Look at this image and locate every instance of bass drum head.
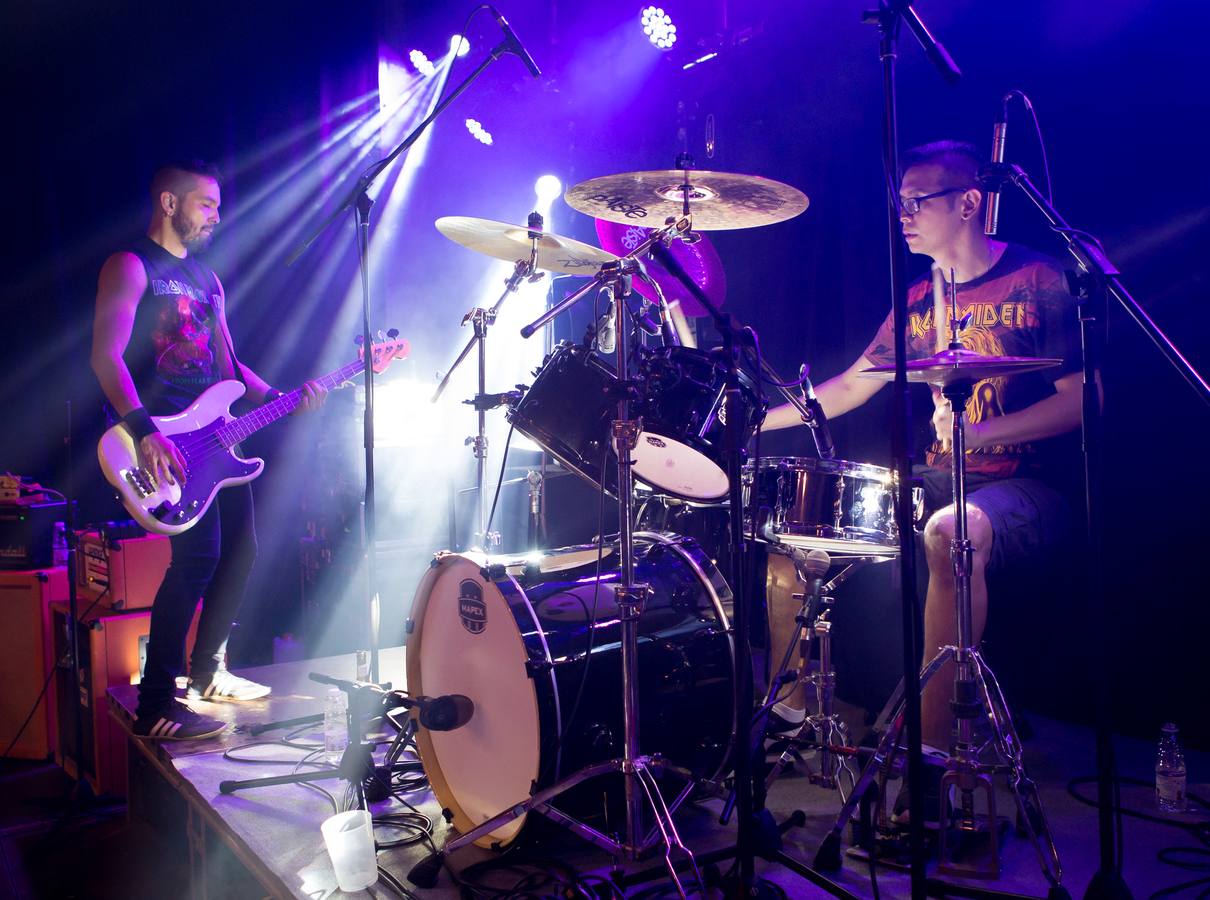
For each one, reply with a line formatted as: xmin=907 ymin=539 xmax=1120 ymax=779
xmin=405 ymin=553 xmax=541 ymax=847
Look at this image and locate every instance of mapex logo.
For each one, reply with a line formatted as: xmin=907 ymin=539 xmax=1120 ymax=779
xmin=458 ymin=579 xmax=487 ymax=635
xmin=645 ymin=435 xmax=667 ymax=448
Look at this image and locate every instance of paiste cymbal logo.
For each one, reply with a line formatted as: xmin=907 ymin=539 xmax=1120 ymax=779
xmin=458 ymin=579 xmax=487 ymax=635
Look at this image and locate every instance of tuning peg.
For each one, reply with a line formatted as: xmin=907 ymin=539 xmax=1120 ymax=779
xmin=387 ymin=328 xmax=399 ymax=339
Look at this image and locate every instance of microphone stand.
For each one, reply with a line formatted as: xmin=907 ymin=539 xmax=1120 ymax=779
xmin=980 ymin=162 xmax=1209 ymax=900
xmin=432 ymin=215 xmax=544 ymax=550
xmin=283 ymin=38 xmax=524 ymax=682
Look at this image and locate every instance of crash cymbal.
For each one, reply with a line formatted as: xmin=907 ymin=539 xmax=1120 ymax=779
xmin=565 ymin=170 xmax=808 ymax=231
xmin=594 ymin=219 xmax=725 ymax=317
xmin=859 ymin=348 xmax=1062 ymax=386
xmin=435 ymin=216 xmax=617 ymax=275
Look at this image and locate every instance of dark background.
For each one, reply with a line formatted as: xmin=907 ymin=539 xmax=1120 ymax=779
xmin=3 ymin=1 xmax=1208 ymax=746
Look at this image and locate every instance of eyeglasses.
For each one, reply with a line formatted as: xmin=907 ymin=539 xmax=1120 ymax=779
xmin=899 ymin=187 xmax=966 ymax=216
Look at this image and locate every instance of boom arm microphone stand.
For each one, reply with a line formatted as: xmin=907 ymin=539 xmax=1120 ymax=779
xmin=283 ymin=38 xmax=527 ymax=683
xmin=432 ymin=213 xmax=545 ymax=550
xmin=981 ymin=160 xmax=1210 ymax=900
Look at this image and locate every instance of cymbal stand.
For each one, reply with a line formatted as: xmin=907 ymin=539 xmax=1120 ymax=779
xmin=414 ymin=222 xmax=706 ymax=898
xmin=433 ymin=212 xmax=545 ymax=550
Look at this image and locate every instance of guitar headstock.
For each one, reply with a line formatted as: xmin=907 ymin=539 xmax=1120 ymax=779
xmin=358 ymin=331 xmax=411 ymax=374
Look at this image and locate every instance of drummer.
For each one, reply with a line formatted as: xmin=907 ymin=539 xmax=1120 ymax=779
xmin=762 ymin=140 xmax=1083 ymax=760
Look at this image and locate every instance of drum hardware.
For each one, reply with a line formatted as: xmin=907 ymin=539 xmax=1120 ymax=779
xmin=816 ymin=290 xmax=1065 ymax=891
xmin=419 ymin=229 xmax=713 ymax=896
xmin=432 ymin=212 xmax=548 ymax=550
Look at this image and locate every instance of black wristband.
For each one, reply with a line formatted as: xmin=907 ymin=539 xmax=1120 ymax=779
xmin=123 ymin=407 xmax=159 ymax=440
xmin=265 ymin=388 xmax=285 ymax=403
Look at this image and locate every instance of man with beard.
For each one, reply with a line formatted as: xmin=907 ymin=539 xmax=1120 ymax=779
xmin=91 ymin=160 xmax=325 ymax=740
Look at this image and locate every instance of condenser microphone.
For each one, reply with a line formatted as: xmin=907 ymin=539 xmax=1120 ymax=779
xmin=984 ymin=99 xmax=1009 ymax=235
xmin=491 ymin=8 xmax=541 ymax=78
xmin=596 ymin=293 xmax=616 ymax=354
xmin=799 ymin=368 xmax=836 ymax=461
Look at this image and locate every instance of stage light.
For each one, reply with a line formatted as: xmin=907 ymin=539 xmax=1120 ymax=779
xmin=409 ymin=49 xmax=436 ymax=77
xmin=534 ymin=174 xmax=562 ymax=205
xmin=640 ymin=6 xmax=677 ymax=50
xmin=450 ymin=34 xmax=470 ymax=57
xmin=465 ymin=118 xmax=493 ymax=145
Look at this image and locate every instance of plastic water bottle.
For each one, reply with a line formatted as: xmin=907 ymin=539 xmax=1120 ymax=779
xmin=324 ymin=687 xmax=348 ymax=766
xmin=1156 ymin=722 xmax=1187 ymax=813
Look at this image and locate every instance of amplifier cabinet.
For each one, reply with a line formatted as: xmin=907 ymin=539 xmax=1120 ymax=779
xmin=77 ymin=530 xmax=170 ymax=610
xmin=0 ymin=567 xmax=65 ymax=759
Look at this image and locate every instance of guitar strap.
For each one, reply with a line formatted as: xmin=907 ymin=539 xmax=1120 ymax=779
xmin=210 ymin=269 xmax=243 ymax=384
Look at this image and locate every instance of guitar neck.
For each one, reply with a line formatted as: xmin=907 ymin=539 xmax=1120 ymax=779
xmin=217 ymin=360 xmax=364 ymax=447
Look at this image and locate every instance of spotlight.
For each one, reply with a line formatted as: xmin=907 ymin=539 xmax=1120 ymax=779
xmin=534 ymin=175 xmax=562 ymax=205
xmin=409 ymin=49 xmax=436 ymax=77
xmin=449 ymin=34 xmax=470 ymax=57
xmin=465 ymin=118 xmax=493 ymax=146
xmin=640 ymin=6 xmax=677 ymax=50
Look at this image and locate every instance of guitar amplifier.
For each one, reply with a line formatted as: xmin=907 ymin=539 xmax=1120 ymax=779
xmin=0 ymin=500 xmax=65 ymax=570
xmin=77 ymin=529 xmax=171 ymax=610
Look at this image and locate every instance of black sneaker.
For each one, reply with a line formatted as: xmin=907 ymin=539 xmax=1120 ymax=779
xmin=134 ymin=704 xmax=228 ymax=741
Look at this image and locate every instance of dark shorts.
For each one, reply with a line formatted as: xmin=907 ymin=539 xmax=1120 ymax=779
xmin=916 ymin=467 xmax=1073 ymax=575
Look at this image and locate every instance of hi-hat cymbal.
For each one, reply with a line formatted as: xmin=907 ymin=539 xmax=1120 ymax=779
xmin=435 ymin=216 xmax=617 ymax=275
xmin=859 ymin=348 xmax=1062 ymax=386
xmin=565 ymin=170 xmax=809 ymax=230
xmin=594 ymin=219 xmax=725 ymax=317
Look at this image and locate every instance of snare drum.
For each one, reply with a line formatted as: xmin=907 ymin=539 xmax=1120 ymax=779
xmin=507 ymin=343 xmax=765 ymax=502
xmin=405 ymin=533 xmax=735 ymax=847
xmin=746 ymin=457 xmax=900 ymax=553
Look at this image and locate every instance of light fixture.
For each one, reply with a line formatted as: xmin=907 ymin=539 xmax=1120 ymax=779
xmin=640 ymin=6 xmax=677 ymax=51
xmin=449 ymin=34 xmax=470 ymax=58
xmin=409 ymin=49 xmax=436 ymax=77
xmin=465 ymin=118 xmax=493 ymax=146
xmin=534 ymin=174 xmax=562 ymax=205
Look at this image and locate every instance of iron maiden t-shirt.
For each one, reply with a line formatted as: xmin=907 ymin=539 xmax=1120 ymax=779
xmin=863 ymin=243 xmax=1081 ymax=479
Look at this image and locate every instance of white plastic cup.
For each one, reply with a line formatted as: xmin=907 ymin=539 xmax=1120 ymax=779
xmin=320 ymin=809 xmax=378 ymax=892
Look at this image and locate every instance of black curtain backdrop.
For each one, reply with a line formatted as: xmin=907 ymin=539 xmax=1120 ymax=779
xmin=4 ymin=0 xmax=1207 ymax=745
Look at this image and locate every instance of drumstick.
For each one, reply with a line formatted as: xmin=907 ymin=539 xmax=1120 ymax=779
xmin=931 ymin=263 xmax=947 ymax=353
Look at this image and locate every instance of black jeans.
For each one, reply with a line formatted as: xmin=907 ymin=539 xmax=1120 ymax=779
xmin=136 ymin=483 xmax=257 ymax=717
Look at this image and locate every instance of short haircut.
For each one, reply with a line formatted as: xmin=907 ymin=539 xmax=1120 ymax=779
xmin=901 ymin=140 xmax=981 ymax=187
xmin=149 ymin=159 xmax=222 ymax=205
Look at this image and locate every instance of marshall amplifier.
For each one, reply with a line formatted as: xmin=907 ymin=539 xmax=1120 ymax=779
xmin=0 ymin=500 xmax=65 ymax=570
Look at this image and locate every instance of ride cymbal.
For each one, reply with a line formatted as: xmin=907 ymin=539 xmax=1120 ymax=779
xmin=565 ymin=170 xmax=808 ymax=230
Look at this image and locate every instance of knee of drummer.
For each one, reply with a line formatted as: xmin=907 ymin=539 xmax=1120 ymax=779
xmin=765 ymin=552 xmax=800 ymax=618
xmin=923 ymin=505 xmax=993 ymax=568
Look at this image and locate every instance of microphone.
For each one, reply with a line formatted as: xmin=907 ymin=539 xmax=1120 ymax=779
xmin=491 ymin=8 xmax=541 ymax=78
xmin=389 ymin=692 xmax=476 ymax=732
xmin=801 ymin=548 xmax=831 ymax=601
xmin=596 ymin=292 xmax=616 ymax=354
xmin=467 ymin=389 xmax=525 ymax=411
xmin=984 ymin=98 xmax=1009 ymax=236
xmin=798 ymin=367 xmax=836 ymax=461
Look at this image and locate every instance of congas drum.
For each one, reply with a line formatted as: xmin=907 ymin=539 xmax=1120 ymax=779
xmin=405 ymin=532 xmax=735 ymax=847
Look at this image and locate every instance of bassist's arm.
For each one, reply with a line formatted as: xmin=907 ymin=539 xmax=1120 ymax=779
xmin=91 ymin=252 xmax=187 ymax=486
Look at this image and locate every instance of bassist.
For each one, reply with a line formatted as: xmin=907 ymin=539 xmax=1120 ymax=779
xmin=90 ymin=159 xmax=325 ymax=740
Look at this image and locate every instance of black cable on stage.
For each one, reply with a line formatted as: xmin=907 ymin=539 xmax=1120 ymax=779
xmin=1068 ymin=775 xmax=1210 ymax=899
xmin=484 ymin=422 xmax=515 ymax=539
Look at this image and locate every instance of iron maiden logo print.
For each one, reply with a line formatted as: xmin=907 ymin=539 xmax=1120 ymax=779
xmin=458 ymin=579 xmax=487 ymax=635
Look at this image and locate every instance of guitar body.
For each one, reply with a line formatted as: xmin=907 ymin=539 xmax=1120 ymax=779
xmin=98 ymin=380 xmax=264 ymax=536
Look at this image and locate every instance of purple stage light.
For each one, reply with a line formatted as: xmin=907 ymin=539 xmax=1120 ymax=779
xmin=465 ymin=118 xmax=493 ymax=146
xmin=409 ymin=49 xmax=436 ymax=77
xmin=641 ymin=6 xmax=677 ymax=51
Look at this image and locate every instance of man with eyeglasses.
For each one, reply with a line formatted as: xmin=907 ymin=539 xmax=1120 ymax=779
xmin=761 ymin=141 xmax=1082 ymax=810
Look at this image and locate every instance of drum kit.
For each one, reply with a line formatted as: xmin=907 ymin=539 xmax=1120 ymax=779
xmin=406 ymin=163 xmax=1064 ymax=892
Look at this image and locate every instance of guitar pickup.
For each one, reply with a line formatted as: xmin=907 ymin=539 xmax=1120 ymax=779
xmin=124 ymin=468 xmax=155 ymax=498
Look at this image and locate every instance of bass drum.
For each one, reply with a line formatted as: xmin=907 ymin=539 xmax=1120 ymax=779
xmin=405 ymin=533 xmax=734 ymax=848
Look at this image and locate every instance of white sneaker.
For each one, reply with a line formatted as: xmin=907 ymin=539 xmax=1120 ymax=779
xmin=187 ymin=668 xmax=271 ymax=701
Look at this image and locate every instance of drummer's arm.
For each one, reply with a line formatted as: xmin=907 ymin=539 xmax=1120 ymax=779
xmin=761 ymin=355 xmax=886 ymax=432
xmin=962 ymin=372 xmax=1083 ymax=451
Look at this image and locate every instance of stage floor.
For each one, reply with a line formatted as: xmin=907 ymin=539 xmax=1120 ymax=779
xmin=105 ymin=649 xmax=1205 ymax=899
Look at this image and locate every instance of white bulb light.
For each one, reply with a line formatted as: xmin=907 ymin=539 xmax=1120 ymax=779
xmin=640 ymin=6 xmax=677 ymax=50
xmin=534 ymin=174 xmax=563 ymax=204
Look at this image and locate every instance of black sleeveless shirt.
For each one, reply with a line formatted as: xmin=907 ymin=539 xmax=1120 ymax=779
xmin=124 ymin=236 xmax=236 ymax=416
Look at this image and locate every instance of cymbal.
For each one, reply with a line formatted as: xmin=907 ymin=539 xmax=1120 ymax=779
xmin=594 ymin=219 xmax=725 ymax=317
xmin=435 ymin=216 xmax=617 ymax=275
xmin=858 ymin=348 xmax=1062 ymax=386
xmin=565 ymin=170 xmax=809 ymax=230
